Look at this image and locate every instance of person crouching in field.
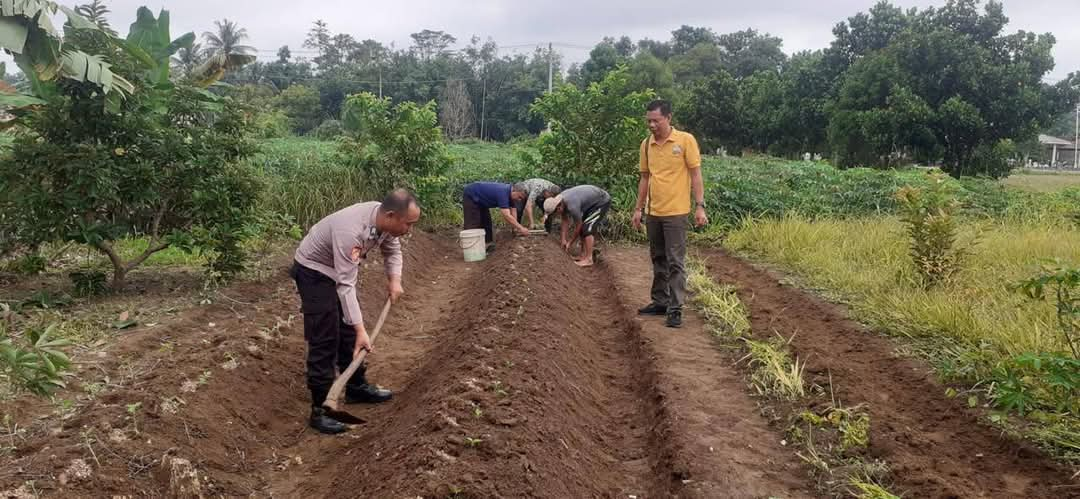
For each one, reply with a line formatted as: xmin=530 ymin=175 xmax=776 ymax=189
xmin=462 ymin=181 xmax=531 ymax=252
xmin=544 ymin=184 xmax=611 ymax=267
xmin=290 ymin=189 xmax=420 ymax=434
xmin=512 ymin=178 xmax=561 ymax=232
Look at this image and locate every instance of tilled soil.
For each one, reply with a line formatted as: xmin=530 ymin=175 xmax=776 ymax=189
xmin=703 ymin=248 xmax=1080 ymax=499
xmin=2 ymin=233 xmax=1075 ymax=498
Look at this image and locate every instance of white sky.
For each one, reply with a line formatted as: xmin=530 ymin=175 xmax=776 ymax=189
xmin=3 ymin=0 xmax=1078 ymax=81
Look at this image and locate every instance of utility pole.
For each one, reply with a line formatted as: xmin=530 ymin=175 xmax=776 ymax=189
xmin=547 ymin=42 xmax=553 ymax=94
xmin=1074 ymin=103 xmax=1078 ymax=169
xmin=480 ymin=74 xmax=486 ymax=141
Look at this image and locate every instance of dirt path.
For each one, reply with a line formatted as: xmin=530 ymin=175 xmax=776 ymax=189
xmin=291 ymin=236 xmax=670 ymax=497
xmin=604 ymin=246 xmax=817 ymax=499
xmin=703 ymin=249 xmax=1079 ymax=499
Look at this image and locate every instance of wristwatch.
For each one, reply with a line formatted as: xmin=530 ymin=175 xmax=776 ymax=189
xmin=696 ymin=201 xmax=706 ymax=209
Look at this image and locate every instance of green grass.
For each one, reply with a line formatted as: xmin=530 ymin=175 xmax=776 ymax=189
xmin=725 ymin=214 xmax=1080 ymax=458
xmin=245 ymin=138 xmax=365 ymax=229
xmin=726 ymin=216 xmax=1080 ymax=366
xmin=113 ymin=238 xmax=204 ymax=267
xmin=1003 ymin=170 xmax=1080 ymax=193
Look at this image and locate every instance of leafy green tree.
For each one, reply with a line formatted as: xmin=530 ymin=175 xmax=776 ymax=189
xmin=531 ymin=67 xmax=655 ymax=186
xmin=338 ymin=92 xmax=450 ymax=201
xmin=682 ymin=69 xmax=742 ymax=152
xmin=276 ymin=84 xmax=324 ymax=134
xmin=0 ymin=7 xmax=261 ymax=288
xmin=669 ymin=42 xmax=723 ymax=85
xmin=669 ymin=25 xmax=717 ymax=56
xmin=574 ymin=38 xmax=626 ymax=88
xmin=627 ymin=51 xmax=674 ymax=98
xmin=717 ymin=28 xmax=786 ymax=78
xmin=410 ymin=29 xmax=456 ymax=61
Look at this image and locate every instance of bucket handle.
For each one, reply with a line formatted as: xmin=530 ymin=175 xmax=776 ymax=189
xmin=459 ymin=236 xmax=484 ymax=250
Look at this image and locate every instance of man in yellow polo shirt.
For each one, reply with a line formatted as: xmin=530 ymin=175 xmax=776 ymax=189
xmin=631 ymin=99 xmax=708 ymax=328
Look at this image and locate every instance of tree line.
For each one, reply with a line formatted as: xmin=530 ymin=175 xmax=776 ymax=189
xmin=5 ymin=0 xmax=1080 ymax=177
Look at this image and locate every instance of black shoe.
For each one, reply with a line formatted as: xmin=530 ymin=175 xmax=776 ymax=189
xmin=592 ymin=249 xmax=602 ymax=264
xmin=485 ymin=243 xmax=496 ymax=254
xmin=638 ymin=303 xmax=667 ymax=316
xmin=309 ymin=406 xmax=347 ymax=434
xmin=346 ymin=384 xmax=393 ymax=404
xmin=665 ymin=309 xmax=683 ymax=328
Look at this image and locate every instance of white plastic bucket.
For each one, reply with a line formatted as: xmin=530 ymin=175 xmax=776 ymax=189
xmin=459 ymin=229 xmax=487 ymax=262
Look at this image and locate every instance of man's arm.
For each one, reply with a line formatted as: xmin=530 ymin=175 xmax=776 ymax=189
xmin=687 ymin=136 xmax=707 ymax=227
xmin=499 ymin=208 xmax=530 ymax=236
xmin=632 ymin=172 xmax=650 ymax=230
xmin=525 ymin=202 xmax=536 ymax=228
xmin=560 ymin=212 xmax=570 ymax=248
xmin=380 ymin=236 xmax=404 ymax=302
xmin=568 ymin=220 xmax=583 ymax=246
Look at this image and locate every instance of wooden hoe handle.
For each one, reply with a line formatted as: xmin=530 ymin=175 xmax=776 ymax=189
xmin=323 ymin=298 xmax=392 ymax=411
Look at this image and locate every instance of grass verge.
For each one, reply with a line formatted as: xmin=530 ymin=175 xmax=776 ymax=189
xmin=724 ymin=214 xmax=1080 ymax=461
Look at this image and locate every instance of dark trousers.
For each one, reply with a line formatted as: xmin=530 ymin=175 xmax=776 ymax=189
xmin=463 ymin=195 xmax=494 ymax=244
xmin=290 ymin=262 xmax=368 ymax=406
xmin=646 ymin=215 xmax=688 ymax=311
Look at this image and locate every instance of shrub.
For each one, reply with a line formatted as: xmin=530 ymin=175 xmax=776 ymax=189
xmin=1 ymin=88 xmax=262 ymax=288
xmin=894 ymin=173 xmax=966 ymax=286
xmin=339 ymin=92 xmax=450 ymax=202
xmin=530 ymin=67 xmax=654 ymax=187
xmin=312 ymin=119 xmax=344 ymax=140
xmin=252 ymin=110 xmax=291 ymax=139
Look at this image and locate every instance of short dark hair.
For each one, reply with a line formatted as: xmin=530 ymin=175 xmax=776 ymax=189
xmin=512 ymin=182 xmax=527 ymax=193
xmin=381 ymin=188 xmax=418 ymax=213
xmin=646 ymin=99 xmax=672 ymax=117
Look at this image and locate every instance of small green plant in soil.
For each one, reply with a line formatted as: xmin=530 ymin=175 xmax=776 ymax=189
xmin=69 ymin=270 xmax=108 ymax=297
xmin=463 ymin=436 xmax=483 ymax=448
xmin=895 ymin=173 xmax=967 ymax=287
xmin=0 ymin=323 xmax=72 ymax=396
xmin=126 ymin=402 xmax=143 ymax=434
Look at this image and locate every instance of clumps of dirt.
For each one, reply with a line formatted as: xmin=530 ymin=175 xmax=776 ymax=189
xmin=316 ymin=237 xmax=672 ymax=498
xmin=0 ymin=231 xmax=450 ymax=497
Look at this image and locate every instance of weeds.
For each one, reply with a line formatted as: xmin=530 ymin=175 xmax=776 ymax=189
xmin=742 ymin=335 xmax=806 ymax=401
xmin=69 ymin=270 xmax=108 ymax=297
xmin=688 ymin=259 xmax=750 ymax=338
xmin=1015 ymin=263 xmax=1080 ymax=358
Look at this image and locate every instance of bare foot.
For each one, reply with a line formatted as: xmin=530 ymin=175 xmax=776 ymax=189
xmin=574 ymin=259 xmax=594 ymax=267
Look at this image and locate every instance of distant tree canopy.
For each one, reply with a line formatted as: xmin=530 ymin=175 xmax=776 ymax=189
xmin=168 ymin=0 xmax=1080 ymax=176
xmin=560 ymin=0 xmax=1074 ymax=177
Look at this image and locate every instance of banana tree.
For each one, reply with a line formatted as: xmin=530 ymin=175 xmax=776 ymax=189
xmin=0 ymin=0 xmax=134 ymax=109
xmin=121 ymin=7 xmax=194 ymax=86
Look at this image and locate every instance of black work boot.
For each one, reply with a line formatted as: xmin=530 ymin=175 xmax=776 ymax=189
xmin=309 ymin=406 xmax=347 ymax=434
xmin=665 ymin=309 xmax=683 ymax=328
xmin=638 ymin=303 xmax=667 ymax=316
xmin=346 ymin=383 xmax=393 ymax=404
xmin=344 ymin=364 xmax=393 ymax=404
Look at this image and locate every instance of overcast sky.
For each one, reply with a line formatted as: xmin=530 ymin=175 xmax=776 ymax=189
xmin=3 ymin=0 xmax=1078 ymax=81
